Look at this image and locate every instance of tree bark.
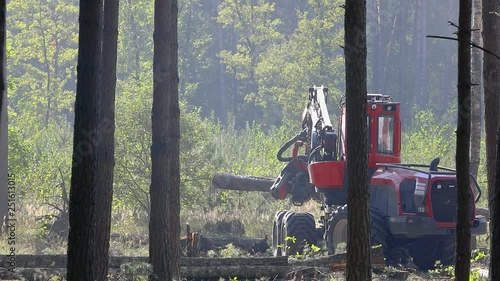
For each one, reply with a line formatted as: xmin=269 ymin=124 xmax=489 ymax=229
xmin=370 ymin=0 xmax=381 ymax=93
xmin=0 ymin=0 xmax=7 ymax=235
xmin=149 ymin=0 xmax=180 ymax=279
xmin=344 ymin=0 xmax=371 ymax=280
xmin=66 ymin=0 xmax=105 ymax=279
xmin=92 ymin=0 xmax=120 ymax=278
xmin=414 ymin=0 xmax=422 ymax=106
xmin=470 ymin=0 xmax=482 ymax=178
xmin=455 ymin=0 xmax=472 ymax=280
xmin=67 ymin=0 xmax=119 ymax=279
xmin=492 ymin=124 xmax=500 ymax=280
xmin=483 ymin=0 xmax=500 ymax=220
xmin=482 ymin=3 xmax=500 ymax=278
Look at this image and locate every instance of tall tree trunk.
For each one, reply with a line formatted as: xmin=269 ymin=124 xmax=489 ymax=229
xmin=381 ymin=14 xmax=397 ymax=95
xmin=370 ymin=0 xmax=381 ymax=93
xmin=485 ymin=2 xmax=500 ymax=278
xmin=398 ymin=1 xmax=407 ymax=125
xmin=414 ymin=0 xmax=428 ymax=107
xmin=455 ymin=0 xmax=472 ymax=280
xmin=92 ymin=0 xmax=119 ymax=278
xmin=345 ymin=0 xmax=370 ymax=280
xmin=218 ymin=22 xmax=227 ymax=125
xmin=414 ymin=0 xmax=422 ymax=107
xmin=149 ymin=0 xmax=180 ymax=279
xmin=421 ymin=0 xmax=428 ymax=105
xmin=66 ymin=0 xmax=116 ymax=279
xmin=482 ymin=0 xmax=500 ymax=249
xmin=37 ymin=0 xmax=51 ymax=127
xmin=127 ymin=0 xmax=140 ymax=81
xmin=492 ymin=124 xmax=500 ymax=280
xmin=470 ymin=0 xmax=482 ymax=178
xmin=0 ymin=0 xmax=6 ymax=235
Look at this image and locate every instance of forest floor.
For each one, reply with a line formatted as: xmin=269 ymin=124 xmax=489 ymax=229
xmin=0 ymin=205 xmax=491 ymax=281
xmin=0 ymin=234 xmax=490 ymax=281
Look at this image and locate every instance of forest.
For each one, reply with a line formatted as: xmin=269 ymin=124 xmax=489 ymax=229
xmin=1 ymin=0 xmax=496 ymax=280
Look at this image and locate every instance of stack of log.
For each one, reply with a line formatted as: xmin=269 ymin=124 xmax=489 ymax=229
xmin=0 ymin=249 xmax=386 ymax=280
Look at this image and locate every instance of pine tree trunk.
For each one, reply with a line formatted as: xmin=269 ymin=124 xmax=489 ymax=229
xmin=482 ymin=0 xmax=500 ymax=233
xmin=470 ymin=0 xmax=482 ymax=178
xmin=66 ymin=0 xmax=105 ymax=279
xmin=67 ymin=0 xmax=118 ymax=279
xmin=482 ymin=4 xmax=500 ymax=279
xmin=455 ymin=1 xmax=472 ymax=280
xmin=0 ymin=0 xmax=7 ymax=234
xmin=492 ymin=124 xmax=500 ymax=280
xmin=344 ymin=0 xmax=371 ymax=280
xmin=92 ymin=0 xmax=119 ymax=277
xmin=414 ymin=1 xmax=422 ymax=106
xmin=421 ymin=0 xmax=428 ymax=104
xmin=370 ymin=0 xmax=381 ymax=93
xmin=149 ymin=0 xmax=181 ymax=280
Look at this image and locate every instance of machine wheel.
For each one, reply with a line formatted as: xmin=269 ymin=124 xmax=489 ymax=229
xmin=272 ymin=211 xmax=288 ymax=257
xmin=326 ymin=208 xmax=348 ymax=255
xmin=410 ymin=236 xmax=455 ymax=270
xmin=410 ymin=238 xmax=441 ymax=270
xmin=281 ymin=212 xmax=317 ymax=256
xmin=439 ymin=237 xmax=456 ymax=265
xmin=385 ymin=239 xmax=411 ymax=266
xmin=326 ymin=207 xmax=391 ymax=256
xmin=370 ymin=208 xmax=391 ymax=251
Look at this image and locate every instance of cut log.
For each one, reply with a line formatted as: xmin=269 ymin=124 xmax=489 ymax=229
xmin=289 ymin=246 xmax=385 ymax=270
xmin=181 ymin=256 xmax=288 ymax=267
xmin=209 ymin=236 xmax=269 ymax=253
xmin=212 ymin=173 xmax=274 ymax=192
xmin=180 ymin=235 xmax=269 ymax=254
xmin=0 ymin=266 xmax=292 ymax=280
xmin=0 ymin=255 xmax=287 ymax=269
xmin=0 ymin=251 xmax=386 ymax=280
xmin=181 ymin=265 xmax=291 ymax=279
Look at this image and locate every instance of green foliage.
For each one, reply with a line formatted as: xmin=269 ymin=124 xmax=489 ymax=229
xmin=115 ymin=262 xmax=152 ymax=281
xmin=401 ymin=109 xmax=455 ymax=167
xmin=428 ymin=250 xmax=489 ymax=281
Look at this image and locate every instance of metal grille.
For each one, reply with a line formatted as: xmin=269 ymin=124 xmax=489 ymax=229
xmin=430 ymin=180 xmax=474 ymax=223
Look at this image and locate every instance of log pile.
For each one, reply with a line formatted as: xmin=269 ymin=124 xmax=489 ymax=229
xmin=0 ymin=248 xmax=386 ymax=280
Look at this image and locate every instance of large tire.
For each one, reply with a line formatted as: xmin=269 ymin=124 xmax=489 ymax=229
xmin=410 ymin=239 xmax=439 ymax=270
xmin=410 ymin=236 xmax=455 ymax=270
xmin=440 ymin=238 xmax=455 ymax=265
xmin=385 ymin=239 xmax=411 ymax=266
xmin=272 ymin=211 xmax=288 ymax=257
xmin=326 ymin=207 xmax=348 ymax=255
xmin=281 ymin=212 xmax=317 ymax=256
xmin=326 ymin=207 xmax=391 ymax=257
xmin=370 ymin=208 xmax=391 ymax=251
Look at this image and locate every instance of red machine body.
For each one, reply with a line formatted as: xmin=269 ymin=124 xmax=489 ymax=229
xmin=270 ymin=86 xmax=487 ymax=270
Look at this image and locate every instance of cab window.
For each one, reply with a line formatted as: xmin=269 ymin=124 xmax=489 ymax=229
xmin=377 ymin=115 xmax=394 ymax=154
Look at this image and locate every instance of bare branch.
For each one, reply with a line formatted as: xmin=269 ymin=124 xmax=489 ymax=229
xmin=448 ymin=21 xmax=459 ymax=29
xmin=426 ymin=35 xmax=500 ymax=60
xmin=57 ymin=166 xmax=69 ymax=211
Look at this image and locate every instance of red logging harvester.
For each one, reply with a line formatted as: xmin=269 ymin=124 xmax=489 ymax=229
xmin=269 ymin=85 xmax=486 ymax=270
